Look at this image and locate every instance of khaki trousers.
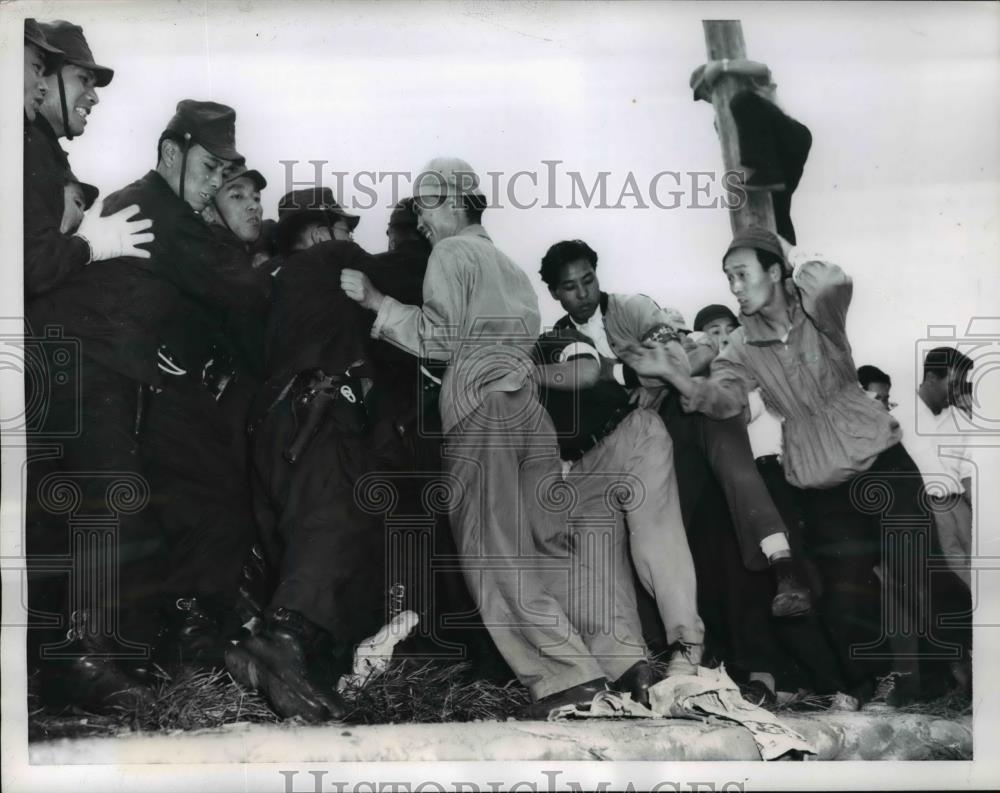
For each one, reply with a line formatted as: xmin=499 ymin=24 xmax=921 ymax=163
xmin=569 ymin=408 xmax=704 ymax=650
xmin=442 ymin=387 xmax=607 ymax=700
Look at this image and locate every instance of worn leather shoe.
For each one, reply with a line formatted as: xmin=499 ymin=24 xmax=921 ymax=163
xmin=611 ymin=660 xmax=658 ymax=708
xmin=226 ymin=606 xmax=347 ymax=723
xmin=771 ymin=559 xmax=813 ymax=618
xmin=520 ymin=678 xmax=609 ymax=720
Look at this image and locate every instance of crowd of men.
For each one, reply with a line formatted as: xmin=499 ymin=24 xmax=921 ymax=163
xmin=22 ymin=19 xmax=975 ymax=723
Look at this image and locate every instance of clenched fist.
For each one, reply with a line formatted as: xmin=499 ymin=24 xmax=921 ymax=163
xmin=341 ymin=268 xmax=385 ymax=312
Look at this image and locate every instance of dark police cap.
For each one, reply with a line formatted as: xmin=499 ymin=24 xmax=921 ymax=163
xmin=39 ymin=20 xmax=113 ymax=87
xmin=162 ymin=99 xmax=244 ymax=163
xmin=25 ymin=19 xmax=64 ymax=74
xmin=693 ymin=303 xmax=739 ymax=332
xmin=275 ymin=187 xmax=359 ymax=252
xmin=223 ymin=165 xmax=267 ymax=191
xmin=277 ymin=187 xmax=359 ymax=227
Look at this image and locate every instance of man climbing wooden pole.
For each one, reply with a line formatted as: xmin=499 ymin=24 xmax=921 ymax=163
xmin=701 ymin=20 xmax=777 ymax=235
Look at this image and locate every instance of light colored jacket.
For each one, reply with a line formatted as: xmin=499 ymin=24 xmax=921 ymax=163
xmin=687 ymin=247 xmax=900 ymax=489
xmin=371 ymin=224 xmax=540 ymax=434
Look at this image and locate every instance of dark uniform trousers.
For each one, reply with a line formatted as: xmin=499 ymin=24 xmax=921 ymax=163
xmin=25 ymin=170 xmax=265 ymax=664
xmin=139 ymin=374 xmax=256 ymax=605
xmin=26 ymin=356 xmax=168 ymax=663
xmin=251 ymin=393 xmax=388 ymax=671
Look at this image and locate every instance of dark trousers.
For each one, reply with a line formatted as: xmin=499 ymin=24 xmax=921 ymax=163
xmin=26 ymin=356 xmax=166 ymax=667
xmin=754 ymin=457 xmax=850 ymax=693
xmin=659 ymin=392 xmax=786 ymax=571
xmin=252 ymin=394 xmax=387 ymax=670
xmin=794 ymin=443 xmax=971 ymax=697
xmin=139 ymin=375 xmax=257 ymax=605
xmin=730 ymin=90 xmax=812 ymax=244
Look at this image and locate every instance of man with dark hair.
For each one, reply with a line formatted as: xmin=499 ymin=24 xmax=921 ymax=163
xmin=340 ymin=158 xmax=623 ymax=719
xmin=539 ymin=240 xmax=812 ymax=622
xmin=535 ymin=240 xmax=705 ymax=703
xmin=894 ymin=348 xmax=975 ymax=591
xmin=26 ymin=99 xmax=262 ymax=712
xmin=858 ymin=364 xmax=893 ymax=411
xmin=620 ymin=226 xmax=969 ymax=708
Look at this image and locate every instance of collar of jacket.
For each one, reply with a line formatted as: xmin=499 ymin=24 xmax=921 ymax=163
xmin=209 ymin=221 xmax=251 ymax=253
xmin=554 ymin=291 xmax=609 ymax=332
xmin=142 ymin=169 xmax=205 ymax=218
xmin=738 ymin=280 xmax=804 ymax=346
xmin=29 ymin=113 xmax=70 ymax=169
xmin=455 ymin=223 xmax=491 ymax=243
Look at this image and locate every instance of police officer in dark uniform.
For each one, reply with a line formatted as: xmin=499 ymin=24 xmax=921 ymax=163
xmin=141 ymin=166 xmax=271 ymax=667
xmin=24 ymin=20 xmax=152 ymax=300
xmin=230 ymin=188 xmax=413 ymax=722
xmin=27 ymin=99 xmax=261 ymax=712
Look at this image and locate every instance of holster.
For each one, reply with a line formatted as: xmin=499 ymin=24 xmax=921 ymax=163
xmin=202 ymin=345 xmax=238 ymax=402
xmin=283 ymin=368 xmax=367 ymax=464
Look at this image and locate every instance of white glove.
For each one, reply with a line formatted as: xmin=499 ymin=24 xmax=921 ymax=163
xmin=75 ymin=199 xmax=154 ymax=262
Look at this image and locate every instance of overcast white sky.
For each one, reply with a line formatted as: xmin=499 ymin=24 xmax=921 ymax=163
xmin=4 ymin=0 xmax=999 ymax=395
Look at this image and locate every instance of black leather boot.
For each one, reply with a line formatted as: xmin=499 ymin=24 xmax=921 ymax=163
xmin=234 ymin=543 xmax=273 ymax=630
xmin=40 ymin=610 xmax=154 ymax=714
xmin=157 ymin=596 xmax=230 ymax=669
xmin=225 ymin=606 xmax=348 ymax=722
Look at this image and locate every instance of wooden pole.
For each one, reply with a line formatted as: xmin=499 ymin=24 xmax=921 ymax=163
xmin=702 ymin=20 xmax=776 ymax=234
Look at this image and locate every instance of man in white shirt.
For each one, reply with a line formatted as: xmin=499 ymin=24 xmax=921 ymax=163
xmin=893 ymin=347 xmax=975 ymax=590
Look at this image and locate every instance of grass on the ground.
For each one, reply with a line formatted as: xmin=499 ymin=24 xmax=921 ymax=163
xmin=27 ymin=659 xmax=972 ymax=743
xmin=28 ymin=659 xmax=530 ymax=740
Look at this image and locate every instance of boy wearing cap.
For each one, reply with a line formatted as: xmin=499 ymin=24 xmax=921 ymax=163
xmin=24 ymin=20 xmax=153 ymax=298
xmin=26 ymin=99 xmax=264 ymax=712
xmin=58 ymin=174 xmax=98 ymax=235
xmin=341 ymin=158 xmax=621 ymax=718
xmin=619 ymin=227 xmax=969 ymax=708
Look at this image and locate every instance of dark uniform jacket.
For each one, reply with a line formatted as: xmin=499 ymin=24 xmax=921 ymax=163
xmin=357 ymin=238 xmax=433 ymax=425
xmin=264 ymin=240 xmax=372 ymax=384
xmin=159 ymin=223 xmax=270 ymax=383
xmin=29 ymin=170 xmax=267 ymax=387
xmin=23 ymin=115 xmax=90 ymax=301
